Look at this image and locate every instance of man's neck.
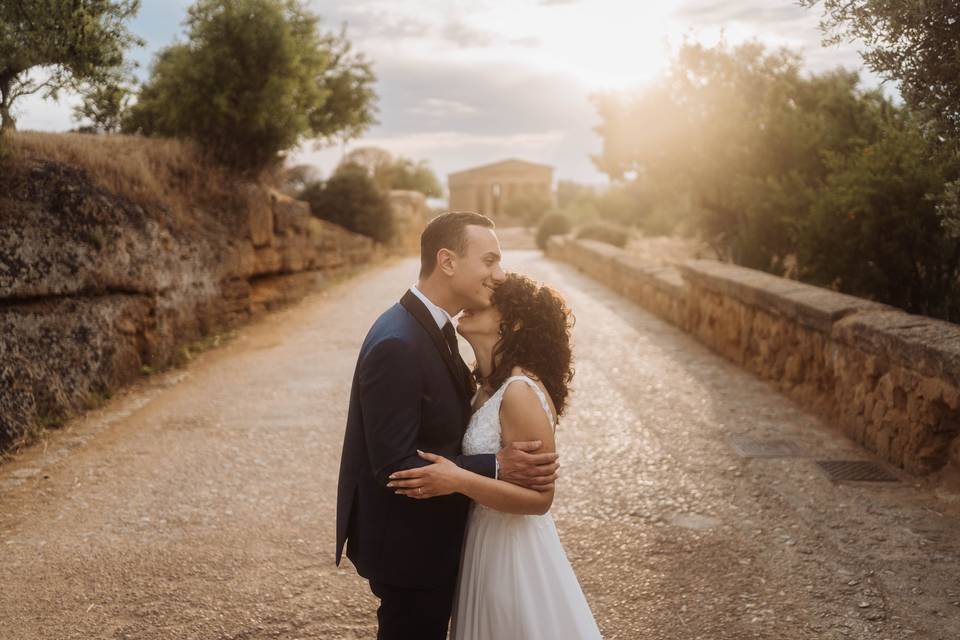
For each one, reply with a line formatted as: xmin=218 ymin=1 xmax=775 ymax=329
xmin=416 ymin=278 xmax=460 ymax=318
xmin=473 ymin=340 xmax=495 ymax=382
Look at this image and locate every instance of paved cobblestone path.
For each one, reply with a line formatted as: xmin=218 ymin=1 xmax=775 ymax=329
xmin=2 ymin=250 xmax=959 ymax=639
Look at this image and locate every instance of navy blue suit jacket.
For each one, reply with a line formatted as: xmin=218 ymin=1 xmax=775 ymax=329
xmin=335 ymin=290 xmax=497 ymax=589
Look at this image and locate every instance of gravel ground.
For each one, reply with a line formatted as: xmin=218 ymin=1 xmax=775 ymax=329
xmin=1 ymin=251 xmax=959 ymax=640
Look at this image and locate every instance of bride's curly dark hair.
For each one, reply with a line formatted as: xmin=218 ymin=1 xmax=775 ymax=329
xmin=474 ymin=273 xmax=576 ymax=418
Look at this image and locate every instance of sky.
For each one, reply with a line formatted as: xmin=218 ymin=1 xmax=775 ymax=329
xmin=15 ymin=0 xmax=882 ymax=188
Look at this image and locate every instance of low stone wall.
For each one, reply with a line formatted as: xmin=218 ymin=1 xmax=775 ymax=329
xmin=546 ymin=236 xmax=960 ymax=476
xmin=0 ymin=160 xmax=377 ymax=450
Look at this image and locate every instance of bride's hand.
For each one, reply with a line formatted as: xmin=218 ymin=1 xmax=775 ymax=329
xmin=387 ymin=450 xmax=467 ymax=499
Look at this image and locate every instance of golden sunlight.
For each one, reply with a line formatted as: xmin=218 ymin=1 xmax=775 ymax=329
xmin=453 ymin=1 xmax=677 ymax=90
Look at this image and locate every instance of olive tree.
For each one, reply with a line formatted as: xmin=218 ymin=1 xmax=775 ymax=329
xmin=0 ymin=0 xmax=142 ymax=131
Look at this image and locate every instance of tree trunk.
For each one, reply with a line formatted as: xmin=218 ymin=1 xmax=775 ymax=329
xmin=0 ymin=75 xmax=17 ymax=132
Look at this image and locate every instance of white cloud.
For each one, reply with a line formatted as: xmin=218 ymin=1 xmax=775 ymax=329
xmin=408 ymin=98 xmax=479 ymax=118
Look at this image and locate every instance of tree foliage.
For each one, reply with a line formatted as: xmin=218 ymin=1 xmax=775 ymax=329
xmin=339 ymin=146 xmax=442 ymax=197
xmin=503 ymin=191 xmax=552 ymax=227
xmin=591 ymin=40 xmax=960 ymax=321
xmin=124 ymin=0 xmax=377 ymax=172
xmin=800 ymin=1 xmax=960 ymax=237
xmin=298 ymin=162 xmax=393 ymax=243
xmin=798 ymin=108 xmax=960 ymax=319
xmin=593 ymin=41 xmax=887 ymax=270
xmin=801 ymin=0 xmax=960 ymax=140
xmin=0 ymin=0 xmax=142 ymax=131
xmin=72 ymin=76 xmax=133 ymax=133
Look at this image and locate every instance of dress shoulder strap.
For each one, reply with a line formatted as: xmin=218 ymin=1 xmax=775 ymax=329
xmin=501 ymin=375 xmax=556 ymax=430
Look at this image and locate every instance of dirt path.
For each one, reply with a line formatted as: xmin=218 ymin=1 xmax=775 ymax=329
xmin=2 ymin=251 xmax=959 ymax=639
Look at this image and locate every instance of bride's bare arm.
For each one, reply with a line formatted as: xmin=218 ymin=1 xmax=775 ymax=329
xmin=388 ymin=381 xmax=557 ymax=516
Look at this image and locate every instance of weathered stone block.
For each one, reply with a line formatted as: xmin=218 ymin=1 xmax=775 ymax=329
xmin=245 ymin=185 xmax=274 ymax=248
xmin=270 ymin=189 xmax=311 ymax=235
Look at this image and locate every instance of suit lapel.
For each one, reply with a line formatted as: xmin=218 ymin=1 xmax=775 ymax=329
xmin=400 ymin=290 xmax=471 ymax=407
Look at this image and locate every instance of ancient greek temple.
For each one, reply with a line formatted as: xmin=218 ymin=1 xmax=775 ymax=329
xmin=447 ymin=158 xmax=554 ymax=223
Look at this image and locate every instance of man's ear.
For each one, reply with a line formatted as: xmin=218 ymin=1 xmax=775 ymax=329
xmin=437 ymin=248 xmax=457 ymax=276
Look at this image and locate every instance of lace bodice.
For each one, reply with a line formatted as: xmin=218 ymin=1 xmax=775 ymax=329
xmin=462 ymin=375 xmax=556 ymax=456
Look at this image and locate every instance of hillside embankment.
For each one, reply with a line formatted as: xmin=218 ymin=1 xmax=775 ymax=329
xmin=0 ymin=132 xmax=378 ymax=454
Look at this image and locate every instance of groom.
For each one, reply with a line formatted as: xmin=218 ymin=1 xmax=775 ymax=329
xmin=335 ymin=211 xmax=560 ymax=640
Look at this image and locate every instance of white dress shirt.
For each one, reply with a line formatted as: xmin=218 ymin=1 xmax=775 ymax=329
xmin=410 ymin=284 xmax=455 ymax=330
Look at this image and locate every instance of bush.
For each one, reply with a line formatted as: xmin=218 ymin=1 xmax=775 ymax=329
xmin=299 ymin=163 xmax=393 ymax=243
xmin=536 ymin=212 xmax=572 ymax=250
xmin=340 ymin=147 xmax=442 ymax=197
xmin=124 ymin=0 xmax=376 ymax=173
xmin=797 ymin=111 xmax=960 ymax=321
xmin=576 ymin=222 xmax=629 ymax=248
xmin=504 ymin=191 xmax=553 ymax=227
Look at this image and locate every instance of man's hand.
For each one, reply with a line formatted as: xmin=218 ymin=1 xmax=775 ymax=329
xmin=496 ymin=440 xmax=560 ymax=492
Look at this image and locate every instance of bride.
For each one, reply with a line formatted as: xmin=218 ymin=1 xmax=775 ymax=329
xmin=388 ymin=273 xmax=603 ymax=640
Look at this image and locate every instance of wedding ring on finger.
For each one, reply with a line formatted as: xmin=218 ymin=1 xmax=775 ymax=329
xmin=417 ymin=487 xmax=422 ymax=496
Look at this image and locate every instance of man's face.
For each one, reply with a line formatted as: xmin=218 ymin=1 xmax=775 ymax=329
xmin=449 ymin=225 xmax=506 ymax=310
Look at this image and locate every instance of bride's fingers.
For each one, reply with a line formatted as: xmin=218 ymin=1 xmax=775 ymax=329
xmin=417 ymin=449 xmax=441 ymax=462
xmin=388 ymin=468 xmax=426 ymax=480
xmin=387 ymin=479 xmax=423 ymax=489
xmin=395 ymin=488 xmax=429 ymax=498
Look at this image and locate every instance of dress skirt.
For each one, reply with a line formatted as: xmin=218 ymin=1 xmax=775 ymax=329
xmin=450 ymin=503 xmax=604 ymax=640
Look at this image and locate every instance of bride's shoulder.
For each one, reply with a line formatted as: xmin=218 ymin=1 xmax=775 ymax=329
xmin=502 ymin=368 xmax=556 ymax=425
xmin=509 ymin=365 xmax=541 ymax=381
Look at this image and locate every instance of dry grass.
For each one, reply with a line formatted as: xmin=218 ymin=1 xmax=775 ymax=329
xmin=5 ymin=130 xmax=250 ymax=227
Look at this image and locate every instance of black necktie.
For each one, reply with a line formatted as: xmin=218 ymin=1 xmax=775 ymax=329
xmin=442 ymin=321 xmax=459 ymax=357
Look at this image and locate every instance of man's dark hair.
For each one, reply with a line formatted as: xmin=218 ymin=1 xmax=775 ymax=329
xmin=419 ymin=211 xmax=495 ymax=279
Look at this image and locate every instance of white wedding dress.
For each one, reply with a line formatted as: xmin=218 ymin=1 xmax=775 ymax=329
xmin=450 ymin=375 xmax=603 ymax=640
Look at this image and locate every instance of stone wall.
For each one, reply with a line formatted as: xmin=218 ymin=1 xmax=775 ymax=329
xmin=546 ymin=236 xmax=960 ymax=476
xmin=0 ymin=160 xmax=377 ymax=450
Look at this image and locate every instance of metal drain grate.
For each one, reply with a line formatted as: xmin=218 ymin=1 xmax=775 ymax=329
xmin=728 ymin=436 xmax=808 ymax=458
xmin=815 ymin=460 xmax=899 ymax=482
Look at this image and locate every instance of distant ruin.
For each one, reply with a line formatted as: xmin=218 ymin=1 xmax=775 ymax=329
xmin=447 ymin=158 xmax=553 ymax=224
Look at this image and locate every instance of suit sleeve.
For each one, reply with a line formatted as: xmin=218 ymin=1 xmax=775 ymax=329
xmin=455 ymin=453 xmax=497 ymax=479
xmin=358 ymin=337 xmax=433 ymax=487
xmin=359 ymin=337 xmax=498 ymax=486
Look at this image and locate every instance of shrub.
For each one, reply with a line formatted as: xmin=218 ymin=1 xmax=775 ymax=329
xmin=797 ymin=111 xmax=960 ymax=321
xmin=299 ymin=163 xmax=394 ymax=243
xmin=536 ymin=212 xmax=572 ymax=250
xmin=504 ymin=191 xmax=552 ymax=227
xmin=576 ymin=222 xmax=629 ymax=248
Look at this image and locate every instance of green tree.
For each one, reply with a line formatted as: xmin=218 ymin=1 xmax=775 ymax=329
xmin=72 ymin=76 xmax=133 ymax=133
xmin=592 ymin=41 xmax=886 ymax=271
xmin=299 ymin=162 xmax=393 ymax=243
xmin=556 ymin=180 xmax=596 ymax=210
xmin=0 ymin=0 xmax=142 ymax=131
xmin=280 ymin=163 xmax=323 ymax=195
xmin=801 ymin=1 xmax=960 ymax=236
xmin=801 ymin=1 xmax=960 ymax=139
xmin=340 ymin=146 xmax=442 ymax=197
xmin=124 ymin=0 xmax=377 ymax=172
xmin=504 ymin=191 xmax=553 ymax=227
xmin=797 ymin=109 xmax=960 ymax=320
xmin=390 ymin=157 xmax=442 ymax=197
